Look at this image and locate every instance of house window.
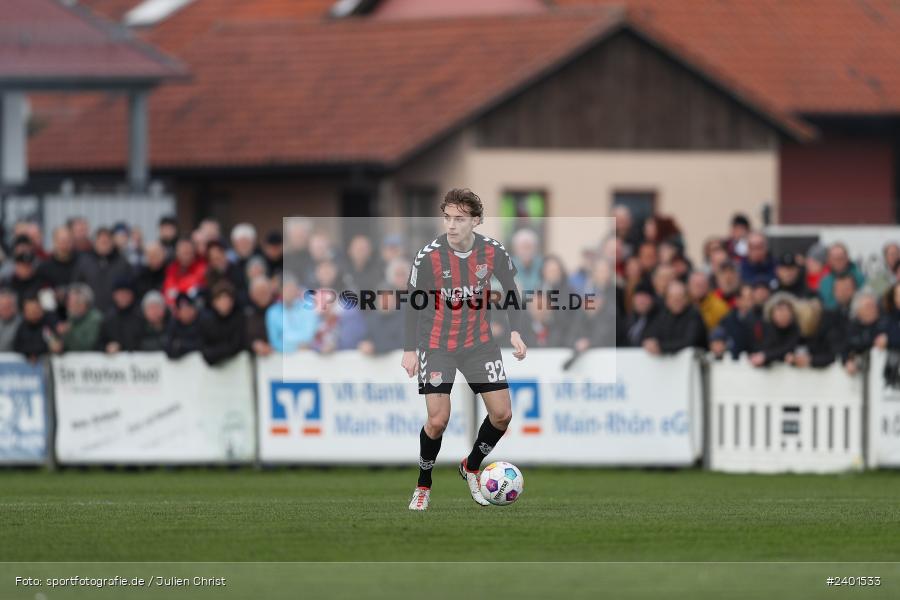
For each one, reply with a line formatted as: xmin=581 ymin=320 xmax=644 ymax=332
xmin=612 ymin=190 xmax=656 ymax=228
xmin=500 ymin=190 xmax=547 ymax=250
xmin=404 ymin=186 xmax=438 ymax=253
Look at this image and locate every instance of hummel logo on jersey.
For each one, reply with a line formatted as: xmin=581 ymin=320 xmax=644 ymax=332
xmin=443 ymin=269 xmax=452 ymax=279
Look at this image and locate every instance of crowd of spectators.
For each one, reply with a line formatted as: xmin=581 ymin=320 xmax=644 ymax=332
xmin=609 ymin=208 xmax=900 ymax=374
xmin=0 ymin=216 xmax=410 ymax=363
xmin=2 ymin=209 xmax=899 ymax=374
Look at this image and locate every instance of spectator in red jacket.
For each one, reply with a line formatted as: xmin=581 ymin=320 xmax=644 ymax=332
xmin=163 ymin=238 xmax=207 ymax=306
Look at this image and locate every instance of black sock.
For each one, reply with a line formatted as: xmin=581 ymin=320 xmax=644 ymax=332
xmin=417 ymin=427 xmax=442 ymax=488
xmin=466 ymin=416 xmax=506 ymax=472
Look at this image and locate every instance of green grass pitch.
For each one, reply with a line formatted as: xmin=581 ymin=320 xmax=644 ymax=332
xmin=1 ymin=468 xmax=899 ymax=599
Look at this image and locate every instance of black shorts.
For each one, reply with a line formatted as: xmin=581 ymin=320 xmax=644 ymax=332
xmin=417 ymin=342 xmax=510 ymax=396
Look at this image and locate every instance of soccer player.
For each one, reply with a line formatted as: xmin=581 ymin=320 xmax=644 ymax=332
xmin=402 ymin=188 xmax=528 ymax=511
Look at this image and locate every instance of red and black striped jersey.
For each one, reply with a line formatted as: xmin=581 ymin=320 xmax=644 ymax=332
xmin=404 ymin=233 xmax=522 ymax=352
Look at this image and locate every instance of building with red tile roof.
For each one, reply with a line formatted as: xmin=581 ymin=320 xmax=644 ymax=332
xmin=19 ymin=0 xmax=900 ymax=259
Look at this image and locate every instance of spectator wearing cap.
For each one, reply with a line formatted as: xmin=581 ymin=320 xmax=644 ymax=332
xmin=266 ymin=275 xmax=318 ymax=353
xmin=72 ymin=227 xmax=133 ymax=314
xmin=511 ymin=229 xmax=543 ymax=294
xmin=138 ymin=291 xmax=170 ymax=352
xmin=58 ymin=283 xmax=103 ymax=352
xmin=199 ymin=281 xmax=247 ymax=366
xmin=98 ymin=277 xmax=143 ymax=353
xmin=623 ymin=281 xmax=657 ymax=347
xmin=818 ymin=243 xmax=866 ymax=310
xmin=165 ymin=293 xmax=202 ymax=359
xmin=244 ymin=276 xmax=274 ymax=357
xmin=641 ymin=280 xmax=707 ymax=355
xmin=687 ymin=271 xmax=729 ymax=331
xmin=774 ymin=253 xmax=812 ymax=298
xmin=205 ymin=239 xmax=244 ymax=303
xmin=749 ymin=293 xmax=802 ymax=367
xmin=136 ymin=241 xmax=169 ymax=300
xmin=724 ymin=213 xmax=751 ymax=260
xmin=712 ymin=260 xmax=741 ymax=309
xmin=163 ymin=237 xmax=207 ymax=306
xmin=3 ymin=249 xmax=47 ymax=308
xmin=843 ymin=291 xmax=887 ymax=375
xmin=158 ymin=215 xmax=179 ymax=259
xmin=261 ymin=230 xmax=284 ymax=280
xmin=37 ymin=226 xmax=78 ymax=309
xmin=14 ymin=294 xmax=60 ymax=360
xmin=743 ymin=277 xmax=772 ymax=347
xmin=112 ymin=222 xmax=142 ymax=267
xmin=739 ymin=233 xmax=776 ymax=288
xmin=709 ymin=284 xmax=756 ymax=360
xmin=0 ymin=289 xmax=21 ymax=352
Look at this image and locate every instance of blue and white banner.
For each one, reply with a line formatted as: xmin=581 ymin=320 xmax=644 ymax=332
xmin=0 ymin=354 xmax=49 ymax=465
xmin=256 ymin=351 xmax=474 ymax=464
xmin=476 ymin=348 xmax=702 ymax=466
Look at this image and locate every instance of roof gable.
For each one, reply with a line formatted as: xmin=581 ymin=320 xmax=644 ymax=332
xmin=0 ymin=0 xmax=185 ymax=87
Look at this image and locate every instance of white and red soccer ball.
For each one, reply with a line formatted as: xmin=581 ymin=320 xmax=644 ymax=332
xmin=479 ymin=461 xmax=524 ymax=506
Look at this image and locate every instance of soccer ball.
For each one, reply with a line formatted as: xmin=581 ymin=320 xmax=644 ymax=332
xmin=479 ymin=461 xmax=524 ymax=506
